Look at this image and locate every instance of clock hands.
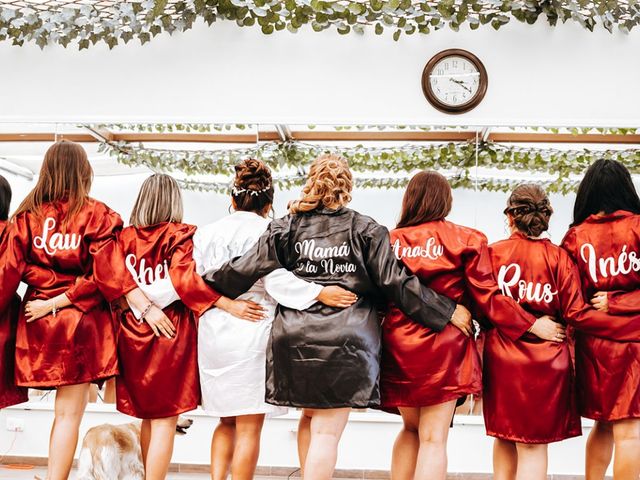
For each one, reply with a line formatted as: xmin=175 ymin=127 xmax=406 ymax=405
xmin=449 ymin=78 xmax=472 ymax=94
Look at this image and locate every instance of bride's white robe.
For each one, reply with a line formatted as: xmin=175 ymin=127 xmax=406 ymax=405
xmin=193 ymin=211 xmax=322 ymax=416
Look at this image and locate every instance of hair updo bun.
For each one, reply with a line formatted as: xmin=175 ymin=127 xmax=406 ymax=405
xmin=232 ymin=158 xmax=274 ymax=215
xmin=504 ymin=184 xmax=553 ymax=238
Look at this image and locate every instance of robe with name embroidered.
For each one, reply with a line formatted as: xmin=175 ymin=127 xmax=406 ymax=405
xmin=562 ymin=210 xmax=640 ymax=421
xmin=380 ymin=220 xmax=536 ymax=413
xmin=0 ymin=198 xmax=136 ymax=388
xmin=115 ymin=222 xmax=221 ymax=419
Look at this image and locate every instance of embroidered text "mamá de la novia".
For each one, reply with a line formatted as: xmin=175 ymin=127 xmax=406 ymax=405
xmin=294 ymin=239 xmax=356 ymax=275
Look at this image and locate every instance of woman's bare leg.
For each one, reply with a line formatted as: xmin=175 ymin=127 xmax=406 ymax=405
xmin=413 ymin=400 xmax=457 ymax=480
xmin=230 ymin=414 xmax=266 ymax=480
xmin=47 ymin=383 xmax=90 ymax=480
xmin=514 ymin=443 xmax=547 ymax=480
xmin=140 ymin=419 xmax=152 ymax=466
xmin=211 ymin=417 xmax=236 ymax=480
xmin=144 ymin=416 xmax=179 ymax=480
xmin=493 ymin=439 xmax=517 ymax=480
xmin=297 ymin=409 xmax=312 ymax=475
xmin=301 ymin=408 xmax=350 ymax=480
xmin=103 ymin=378 xmax=117 ymax=404
xmin=392 ymin=407 xmax=420 ymax=480
xmin=586 ymin=421 xmax=613 ymax=480
xmin=612 ymin=418 xmax=640 ymax=480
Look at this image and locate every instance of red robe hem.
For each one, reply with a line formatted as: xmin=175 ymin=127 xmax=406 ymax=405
xmin=17 ymin=370 xmax=118 ymax=389
xmin=485 ymin=429 xmax=582 ymax=444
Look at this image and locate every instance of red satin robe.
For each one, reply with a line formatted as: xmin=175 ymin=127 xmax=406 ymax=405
xmin=0 ymin=199 xmax=135 ymax=388
xmin=486 ymin=234 xmax=586 ymax=443
xmin=380 ymin=220 xmax=536 ymax=411
xmin=115 ymin=223 xmax=221 ymax=419
xmin=562 ymin=210 xmax=640 ymax=421
xmin=0 ymin=221 xmax=27 ymax=408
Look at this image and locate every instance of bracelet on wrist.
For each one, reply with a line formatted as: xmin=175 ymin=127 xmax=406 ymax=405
xmin=51 ymin=299 xmax=57 ymax=318
xmin=140 ymin=303 xmax=153 ymax=321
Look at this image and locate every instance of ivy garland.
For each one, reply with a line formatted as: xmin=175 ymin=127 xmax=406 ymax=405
xmin=98 ymin=138 xmax=632 ymax=195
xmin=95 ymin=123 xmax=640 ymax=136
xmin=176 ymin=174 xmax=579 ymax=194
xmin=95 ymin=123 xmax=253 ymax=133
xmin=1 ymin=1 xmax=639 ymax=50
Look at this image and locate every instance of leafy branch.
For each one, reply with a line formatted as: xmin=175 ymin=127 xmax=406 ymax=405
xmin=1 ymin=1 xmax=638 ymax=50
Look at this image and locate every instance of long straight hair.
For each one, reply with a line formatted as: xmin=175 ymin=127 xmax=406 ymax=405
xmin=13 ymin=140 xmax=93 ymax=222
xmin=397 ymin=170 xmax=452 ymax=228
xmin=130 ymin=173 xmax=184 ymax=227
xmin=572 ymin=159 xmax=640 ymax=226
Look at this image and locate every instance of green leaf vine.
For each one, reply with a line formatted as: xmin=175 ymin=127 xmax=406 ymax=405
xmin=98 ymin=138 xmax=636 ymax=195
xmin=1 ymin=1 xmax=639 ymax=50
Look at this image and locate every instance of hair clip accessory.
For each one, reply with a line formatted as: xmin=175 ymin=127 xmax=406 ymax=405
xmin=232 ymin=184 xmax=271 ymax=197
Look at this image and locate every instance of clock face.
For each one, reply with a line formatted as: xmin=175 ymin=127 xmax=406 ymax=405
xmin=429 ymin=56 xmax=480 ymax=107
xmin=421 ymin=49 xmax=487 ymax=114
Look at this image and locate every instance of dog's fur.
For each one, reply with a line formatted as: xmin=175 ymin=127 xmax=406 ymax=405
xmin=76 ymin=417 xmax=193 ymax=480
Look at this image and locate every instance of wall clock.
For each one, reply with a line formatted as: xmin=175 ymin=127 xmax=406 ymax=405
xmin=421 ymin=49 xmax=488 ymax=114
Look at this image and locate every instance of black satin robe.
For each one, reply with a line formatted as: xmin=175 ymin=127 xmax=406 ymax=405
xmin=209 ymin=207 xmax=456 ymax=409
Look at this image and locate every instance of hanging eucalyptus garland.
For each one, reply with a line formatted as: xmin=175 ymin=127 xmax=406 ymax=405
xmin=1 ymin=1 xmax=639 ymax=50
xmin=95 ymin=123 xmax=253 ymax=133
xmin=176 ymin=173 xmax=580 ymax=194
xmin=98 ymin=138 xmax=625 ymax=195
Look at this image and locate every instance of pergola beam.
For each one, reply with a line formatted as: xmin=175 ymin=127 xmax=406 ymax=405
xmin=0 ymin=131 xmax=638 ymax=145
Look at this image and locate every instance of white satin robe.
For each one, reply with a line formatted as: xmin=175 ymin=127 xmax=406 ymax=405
xmin=193 ymin=211 xmax=322 ymax=417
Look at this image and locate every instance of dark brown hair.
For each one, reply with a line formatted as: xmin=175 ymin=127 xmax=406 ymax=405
xmin=232 ymin=159 xmax=274 ymax=216
xmin=571 ymin=159 xmax=640 ymax=227
xmin=505 ymin=184 xmax=553 ymax=237
xmin=0 ymin=175 xmax=11 ymax=221
xmin=397 ymin=170 xmax=452 ymax=228
xmin=13 ymin=140 xmax=93 ymax=223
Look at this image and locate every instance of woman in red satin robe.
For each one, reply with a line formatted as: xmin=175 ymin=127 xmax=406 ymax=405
xmin=115 ymin=173 xmax=263 ymax=480
xmin=380 ymin=172 xmax=562 ymax=480
xmin=561 ymin=159 xmax=640 ymax=480
xmin=0 ymin=175 xmax=27 ymax=410
xmin=0 ymin=141 xmax=166 ymax=480
xmin=486 ymin=183 xmax=640 ymax=480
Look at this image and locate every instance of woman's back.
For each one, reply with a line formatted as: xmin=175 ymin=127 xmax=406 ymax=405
xmin=10 ymin=198 xmax=124 ymax=296
xmin=562 ymin=210 xmax=640 ymax=296
xmin=489 ymin=234 xmax=565 ymax=319
xmin=193 ymin=211 xmax=271 ymax=304
xmin=390 ymin=219 xmax=486 ymax=304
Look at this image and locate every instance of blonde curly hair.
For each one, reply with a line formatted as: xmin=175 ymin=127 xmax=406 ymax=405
xmin=289 ymin=154 xmax=353 ymax=214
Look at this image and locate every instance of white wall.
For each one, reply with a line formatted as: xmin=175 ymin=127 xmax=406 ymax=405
xmin=0 ymin=404 xmax=599 ymax=474
xmin=0 ymin=21 xmax=639 ymax=126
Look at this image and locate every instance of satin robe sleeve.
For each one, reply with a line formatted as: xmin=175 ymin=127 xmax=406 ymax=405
xmin=263 ymin=269 xmax=322 ymax=310
xmin=208 ymin=219 xmax=288 ymax=298
xmin=168 ymin=226 xmax=222 ymax=317
xmin=556 ymin=250 xmax=640 ymax=341
xmin=0 ymin=217 xmax=28 ymax=312
xmin=364 ymin=223 xmax=455 ymax=332
xmin=65 ymin=203 xmax=137 ymax=306
xmin=605 ymin=290 xmax=640 ymax=315
xmin=0 ymin=220 xmax=29 ymax=312
xmin=464 ymin=233 xmax=536 ymax=340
